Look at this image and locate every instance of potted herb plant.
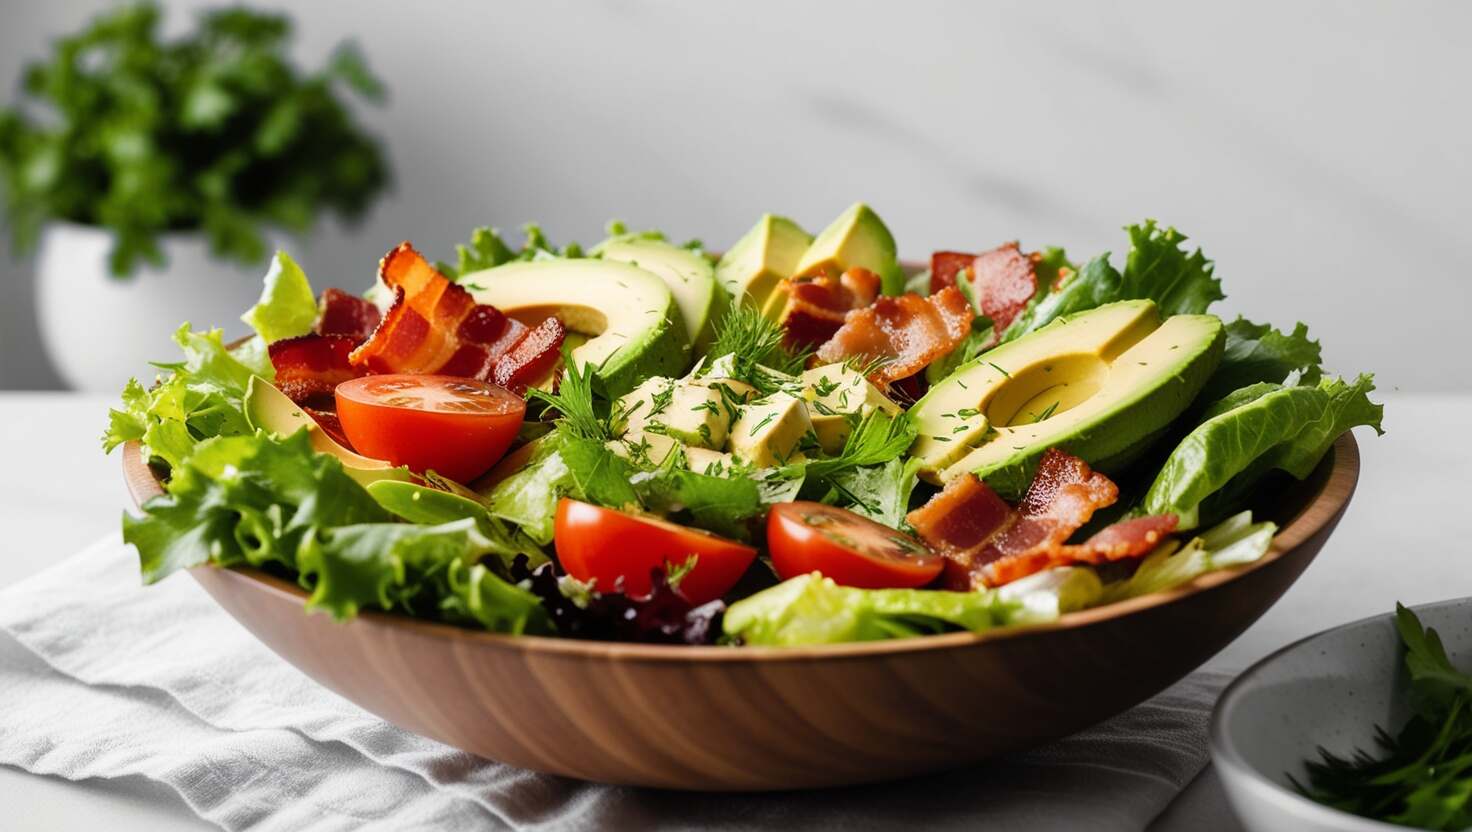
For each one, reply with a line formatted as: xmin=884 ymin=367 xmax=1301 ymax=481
xmin=0 ymin=4 xmax=389 ymax=391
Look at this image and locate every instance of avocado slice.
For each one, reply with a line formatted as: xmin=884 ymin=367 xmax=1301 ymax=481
xmin=243 ymin=376 xmax=411 ymax=487
xmin=910 ymin=300 xmax=1224 ymax=497
xmin=792 ymin=202 xmax=904 ymax=296
xmin=463 ymin=259 xmax=691 ymax=396
xmin=715 ymin=214 xmax=813 ymax=316
xmin=595 ymin=237 xmax=727 ymax=353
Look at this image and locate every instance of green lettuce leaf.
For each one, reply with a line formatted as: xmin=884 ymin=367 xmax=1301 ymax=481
xmin=1142 ymin=374 xmax=1384 ymax=528
xmin=1000 ymin=221 xmax=1222 ymax=343
xmin=102 ymin=324 xmax=267 ymax=468
xmin=825 ymin=457 xmax=923 ymax=529
xmin=438 ymin=223 xmax=584 ymax=279
xmin=365 ymin=480 xmax=548 ymax=570
xmin=1101 ymin=512 xmax=1277 ymax=602
xmin=994 ymin=566 xmax=1104 ymax=624
xmin=631 ymin=464 xmax=764 ymax=541
xmin=723 ymin=573 xmax=1007 ymax=646
xmin=123 ymin=430 xmax=546 ymax=632
xmin=481 ymin=434 xmax=574 ymax=545
xmin=1198 ymin=317 xmax=1323 ymax=403
xmin=240 ymin=251 xmax=318 ymax=343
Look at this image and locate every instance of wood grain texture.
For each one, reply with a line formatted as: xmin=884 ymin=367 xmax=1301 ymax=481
xmin=120 ymin=432 xmax=1360 ymax=789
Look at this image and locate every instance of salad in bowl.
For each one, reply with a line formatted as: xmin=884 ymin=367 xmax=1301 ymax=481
xmin=105 ymin=203 xmax=1383 ymax=648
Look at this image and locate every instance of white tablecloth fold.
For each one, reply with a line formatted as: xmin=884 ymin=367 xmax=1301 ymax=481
xmin=0 ymin=535 xmax=1227 ymax=831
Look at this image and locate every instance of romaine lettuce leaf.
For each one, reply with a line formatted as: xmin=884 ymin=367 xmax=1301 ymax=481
xmin=723 ymin=573 xmax=1007 ymax=646
xmin=365 ymin=480 xmax=547 ymax=570
xmin=1101 ymin=511 xmax=1276 ymax=602
xmin=1000 ymin=221 xmax=1223 ymax=343
xmin=240 ymin=251 xmax=318 ymax=343
xmin=1198 ymin=317 xmax=1323 ymax=403
xmin=1142 ymin=374 xmax=1383 ymax=528
xmin=995 ymin=566 xmax=1104 ymax=624
xmin=102 ymin=324 xmax=267 ymax=468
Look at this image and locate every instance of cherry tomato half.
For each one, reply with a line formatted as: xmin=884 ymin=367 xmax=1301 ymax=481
xmin=335 ymin=374 xmax=525 ymax=483
xmin=767 ymin=501 xmax=943 ymax=589
xmin=554 ymin=498 xmax=757 ymax=605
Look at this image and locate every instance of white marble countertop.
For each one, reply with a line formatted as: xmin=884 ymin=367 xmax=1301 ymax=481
xmin=2 ymin=392 xmax=1466 ymax=831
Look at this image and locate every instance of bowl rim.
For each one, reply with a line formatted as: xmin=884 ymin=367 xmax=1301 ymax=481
xmin=1208 ymin=595 xmax=1470 ymax=831
xmin=120 ymin=429 xmax=1360 ymax=662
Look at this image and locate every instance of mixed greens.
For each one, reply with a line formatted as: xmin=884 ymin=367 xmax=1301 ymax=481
xmin=1295 ymin=605 xmax=1472 ymax=830
xmin=106 ymin=206 xmax=1383 ymax=646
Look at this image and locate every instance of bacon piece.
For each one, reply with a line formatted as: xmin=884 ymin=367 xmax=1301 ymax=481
xmin=778 ymin=267 xmax=882 ymax=349
xmin=492 ymin=317 xmax=566 ymax=394
xmin=348 ymin=242 xmax=558 ymax=386
xmin=316 ymin=287 xmax=381 ymax=340
xmin=981 ymin=515 xmax=1178 ymax=586
xmin=929 ymin=251 xmax=976 ymax=293
xmin=907 ymin=449 xmax=1122 ymax=590
xmin=813 ymin=286 xmax=973 ymax=386
xmin=928 ymin=243 xmax=1038 ymax=335
xmin=268 ymin=334 xmax=366 ymax=405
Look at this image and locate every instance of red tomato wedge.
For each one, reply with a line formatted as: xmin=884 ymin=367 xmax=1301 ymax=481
xmin=554 ymin=499 xmax=757 ymax=604
xmin=335 ymin=374 xmax=525 ymax=483
xmin=768 ymin=502 xmax=943 ymax=589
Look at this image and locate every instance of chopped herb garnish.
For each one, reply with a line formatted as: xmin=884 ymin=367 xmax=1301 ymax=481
xmin=748 ymin=412 xmax=776 ymax=436
xmin=987 ymin=361 xmax=1011 ymax=378
xmin=1032 ymin=401 xmax=1060 ymax=423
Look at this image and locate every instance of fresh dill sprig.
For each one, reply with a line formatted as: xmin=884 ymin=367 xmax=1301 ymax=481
xmin=710 ymin=304 xmax=809 ymax=380
xmin=525 ymin=350 xmax=608 ymax=441
xmin=794 ymin=409 xmax=918 ymax=483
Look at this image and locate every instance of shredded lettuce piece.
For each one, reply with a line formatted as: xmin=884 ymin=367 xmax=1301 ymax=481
xmin=240 ymin=251 xmax=318 ymax=343
xmin=995 ymin=566 xmax=1104 ymax=624
xmin=102 ymin=324 xmax=267 ymax=469
xmin=1142 ymin=374 xmax=1383 ymax=528
xmin=437 ymin=223 xmax=584 ymax=279
xmin=1102 ymin=511 xmax=1276 ymax=602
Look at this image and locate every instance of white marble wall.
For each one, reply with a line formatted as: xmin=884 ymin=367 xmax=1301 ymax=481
xmin=2 ymin=0 xmax=1467 ymax=391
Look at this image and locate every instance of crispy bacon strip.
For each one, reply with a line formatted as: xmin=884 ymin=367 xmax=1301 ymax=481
xmin=813 ymin=286 xmax=972 ymax=386
xmin=268 ymin=334 xmax=365 ymax=405
xmin=493 ymin=316 xmax=566 ymax=394
xmin=317 ymin=287 xmax=381 ymax=340
xmin=778 ymin=267 xmax=882 ymax=349
xmin=348 ymin=243 xmax=559 ymax=386
xmin=905 ymin=448 xmax=1174 ymax=589
xmin=981 ymin=515 xmax=1178 ymax=586
xmin=929 ymin=242 xmax=1037 ymax=338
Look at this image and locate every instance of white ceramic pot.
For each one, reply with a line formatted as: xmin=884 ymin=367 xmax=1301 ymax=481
xmin=36 ymin=222 xmax=284 ymax=392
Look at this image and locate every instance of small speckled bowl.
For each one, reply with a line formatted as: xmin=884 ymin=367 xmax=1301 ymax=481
xmin=1211 ymin=597 xmax=1472 ymax=831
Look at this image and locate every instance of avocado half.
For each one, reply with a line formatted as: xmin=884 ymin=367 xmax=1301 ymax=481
xmin=463 ymin=258 xmax=691 ymax=396
xmin=243 ymin=376 xmax=411 ymax=486
xmin=910 ymin=300 xmax=1224 ymax=498
xmin=594 ymin=236 xmax=727 ymax=353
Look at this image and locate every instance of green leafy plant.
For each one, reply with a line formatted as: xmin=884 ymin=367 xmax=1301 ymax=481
xmin=0 ymin=3 xmax=389 ymax=276
xmin=1295 ymin=605 xmax=1472 ymax=829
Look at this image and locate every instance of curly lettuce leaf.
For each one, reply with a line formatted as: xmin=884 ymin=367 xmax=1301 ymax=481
xmin=122 ymin=430 xmax=546 ymax=632
xmin=102 ymin=324 xmax=267 ymax=468
xmin=1198 ymin=317 xmax=1324 ymax=403
xmin=240 ymin=251 xmax=317 ymax=343
xmin=1000 ymin=221 xmax=1223 ymax=343
xmin=438 ymin=223 xmax=584 ymax=279
xmin=1101 ymin=512 xmax=1277 ymax=602
xmin=1142 ymin=374 xmax=1384 ymax=528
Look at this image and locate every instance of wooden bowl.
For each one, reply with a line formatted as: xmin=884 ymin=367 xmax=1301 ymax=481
xmin=121 ymin=431 xmax=1360 ymax=790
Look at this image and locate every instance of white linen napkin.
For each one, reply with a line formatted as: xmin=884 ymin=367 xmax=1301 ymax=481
xmin=0 ymin=535 xmax=1228 ymax=831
